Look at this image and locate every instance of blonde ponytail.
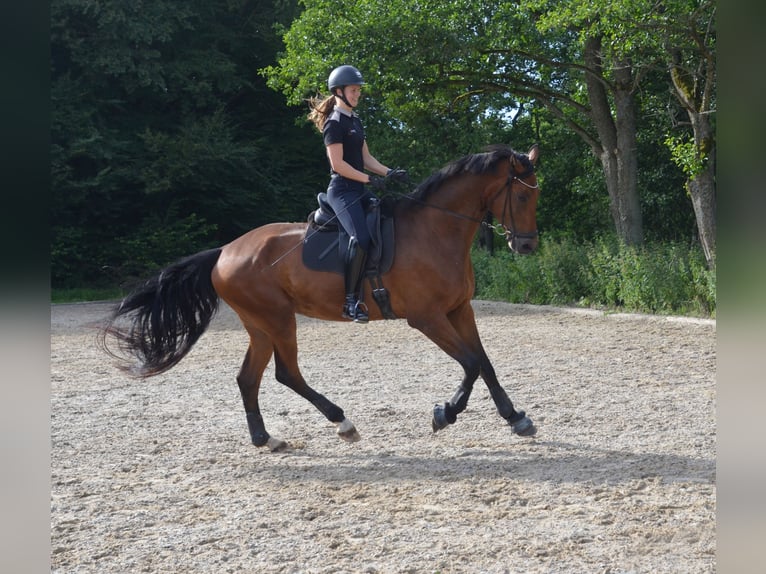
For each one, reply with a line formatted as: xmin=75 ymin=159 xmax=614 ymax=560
xmin=307 ymin=95 xmax=336 ymax=132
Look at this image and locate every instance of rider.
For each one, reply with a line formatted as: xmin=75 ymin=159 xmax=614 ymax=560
xmin=308 ymin=65 xmax=407 ymax=323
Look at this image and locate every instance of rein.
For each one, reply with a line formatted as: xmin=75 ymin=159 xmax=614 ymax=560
xmin=394 ymin=164 xmax=539 ymax=242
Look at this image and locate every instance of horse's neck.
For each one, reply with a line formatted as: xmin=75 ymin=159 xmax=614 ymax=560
xmin=428 ymin=174 xmax=497 ymax=222
xmin=399 ymin=174 xmax=494 ymax=242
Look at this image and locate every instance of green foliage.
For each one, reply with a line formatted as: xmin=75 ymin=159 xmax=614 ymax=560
xmin=472 ymin=247 xmax=542 ymax=304
xmin=635 ymin=75 xmax=697 ymax=242
xmin=665 ymin=134 xmax=709 ymax=179
xmin=530 ymin=114 xmax=612 ymax=241
xmin=51 ymin=212 xmax=217 ymax=289
xmin=51 ymin=0 xmax=716 ymax=297
xmin=137 ymin=110 xmax=272 ymax=240
xmin=472 ymin=235 xmax=715 ymax=317
xmin=51 ymin=0 xmax=327 ymax=289
xmin=111 ymin=213 xmax=218 ymax=286
xmin=264 ymin=0 xmax=553 ymax=180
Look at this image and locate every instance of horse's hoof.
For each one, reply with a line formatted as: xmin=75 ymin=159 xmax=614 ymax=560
xmin=267 ymin=437 xmax=290 ymax=452
xmin=432 ymin=404 xmax=450 ymax=432
xmin=250 ymin=431 xmax=273 ymax=448
xmin=511 ymin=415 xmax=537 ymax=437
xmin=337 ymin=418 xmax=361 ymax=443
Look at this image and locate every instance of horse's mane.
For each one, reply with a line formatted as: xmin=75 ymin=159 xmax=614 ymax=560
xmin=407 ymin=145 xmax=527 ymax=203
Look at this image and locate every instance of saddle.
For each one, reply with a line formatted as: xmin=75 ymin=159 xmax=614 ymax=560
xmin=302 ymin=193 xmax=397 ymax=319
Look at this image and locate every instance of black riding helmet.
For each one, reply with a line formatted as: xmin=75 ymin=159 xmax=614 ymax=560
xmin=327 ymin=65 xmax=365 ymax=92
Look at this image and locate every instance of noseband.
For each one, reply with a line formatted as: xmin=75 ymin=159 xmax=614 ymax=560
xmin=485 ymin=162 xmax=539 ymax=243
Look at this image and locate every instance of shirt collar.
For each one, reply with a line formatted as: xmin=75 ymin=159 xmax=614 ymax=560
xmin=335 ymin=106 xmax=356 ymax=118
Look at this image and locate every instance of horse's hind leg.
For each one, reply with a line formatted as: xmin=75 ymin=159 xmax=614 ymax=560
xmin=271 ymin=318 xmax=361 ymax=443
xmin=237 ymin=329 xmax=289 ymax=452
xmin=273 ymin=353 xmax=361 ymax=443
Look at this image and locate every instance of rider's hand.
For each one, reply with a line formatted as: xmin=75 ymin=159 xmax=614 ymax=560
xmin=386 ymin=168 xmax=409 ymax=183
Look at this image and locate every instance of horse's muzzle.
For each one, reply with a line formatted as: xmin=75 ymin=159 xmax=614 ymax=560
xmin=509 ymin=233 xmax=538 ymax=254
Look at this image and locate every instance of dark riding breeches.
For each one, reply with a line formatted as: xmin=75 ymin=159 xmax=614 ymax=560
xmin=326 ymin=176 xmax=373 ymax=250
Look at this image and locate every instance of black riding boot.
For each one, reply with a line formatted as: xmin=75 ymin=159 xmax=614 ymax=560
xmin=342 ymin=238 xmax=368 ymax=323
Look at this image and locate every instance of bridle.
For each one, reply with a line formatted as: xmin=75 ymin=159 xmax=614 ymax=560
xmin=485 ymin=160 xmax=540 ymax=244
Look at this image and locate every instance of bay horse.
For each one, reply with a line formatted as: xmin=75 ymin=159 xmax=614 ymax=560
xmin=101 ymin=144 xmax=541 ymax=451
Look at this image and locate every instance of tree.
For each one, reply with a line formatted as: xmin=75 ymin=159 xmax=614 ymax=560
xmin=497 ymin=0 xmax=714 ymax=253
xmin=265 ymin=0 xmax=713 ymax=249
xmin=264 ymin=0 xmax=645 ymax=243
xmin=661 ymin=0 xmax=716 ymax=266
xmin=51 ymin=0 xmax=327 ymax=288
xmin=263 ymin=1 xmax=537 ymax=178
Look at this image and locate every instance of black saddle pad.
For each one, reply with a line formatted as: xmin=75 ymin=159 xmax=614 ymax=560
xmin=302 ymin=217 xmax=395 ymax=275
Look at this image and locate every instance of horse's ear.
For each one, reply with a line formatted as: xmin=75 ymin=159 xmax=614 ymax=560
xmin=528 ymin=144 xmax=540 ymax=165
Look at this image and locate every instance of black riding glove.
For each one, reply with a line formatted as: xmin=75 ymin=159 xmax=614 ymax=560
xmin=386 ymin=168 xmax=409 ymax=183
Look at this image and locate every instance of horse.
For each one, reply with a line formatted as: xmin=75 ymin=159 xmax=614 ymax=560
xmin=101 ymin=144 xmax=541 ymax=451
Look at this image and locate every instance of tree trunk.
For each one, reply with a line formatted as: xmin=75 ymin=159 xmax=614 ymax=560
xmin=584 ymin=37 xmax=643 ymax=245
xmin=688 ymin=167 xmax=715 ymax=267
xmin=669 ymin=47 xmax=716 ymax=268
xmin=687 ymin=110 xmax=716 ymax=267
xmin=478 ymin=212 xmax=495 ymax=254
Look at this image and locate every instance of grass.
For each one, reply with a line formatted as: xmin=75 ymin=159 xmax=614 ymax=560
xmin=51 ymin=287 xmax=125 ymax=304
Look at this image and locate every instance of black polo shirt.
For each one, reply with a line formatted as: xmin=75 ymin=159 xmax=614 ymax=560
xmin=323 ymin=107 xmax=365 ymax=174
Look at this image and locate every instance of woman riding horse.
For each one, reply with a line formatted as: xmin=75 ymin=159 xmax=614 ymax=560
xmin=101 ymin=144 xmax=541 ymax=451
xmin=307 ymin=65 xmax=407 ymax=322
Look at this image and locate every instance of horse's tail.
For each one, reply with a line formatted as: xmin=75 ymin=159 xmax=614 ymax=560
xmin=101 ymin=247 xmax=223 ymax=378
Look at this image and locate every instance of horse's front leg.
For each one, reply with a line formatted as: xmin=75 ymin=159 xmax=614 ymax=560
xmin=460 ymin=304 xmax=537 ymax=436
xmin=407 ymin=311 xmax=482 ymax=431
xmin=479 ymin=353 xmax=536 ymax=436
xmin=436 ymin=302 xmax=536 ymax=436
xmin=432 ymin=380 xmax=476 ymax=432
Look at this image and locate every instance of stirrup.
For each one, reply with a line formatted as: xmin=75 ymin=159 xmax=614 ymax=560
xmin=342 ymin=299 xmax=369 ymax=323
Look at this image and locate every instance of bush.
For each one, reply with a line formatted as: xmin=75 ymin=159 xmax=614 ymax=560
xmin=537 ymin=240 xmax=591 ymax=305
xmin=52 ymin=213 xmax=218 ymax=291
xmin=472 ymin=248 xmax=545 ymax=303
xmin=110 ymin=213 xmax=218 ymax=286
xmin=472 ymin=234 xmax=715 ymax=317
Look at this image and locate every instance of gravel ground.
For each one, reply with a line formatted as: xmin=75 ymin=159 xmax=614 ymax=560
xmin=51 ymin=300 xmax=716 ymax=573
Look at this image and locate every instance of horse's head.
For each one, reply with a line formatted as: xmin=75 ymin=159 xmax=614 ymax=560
xmin=488 ymin=145 xmax=540 ymax=254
